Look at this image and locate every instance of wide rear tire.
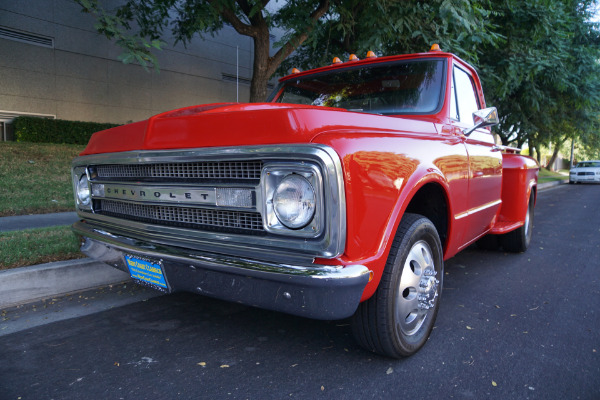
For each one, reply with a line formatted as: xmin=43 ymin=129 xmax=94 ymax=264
xmin=351 ymin=213 xmax=444 ymax=358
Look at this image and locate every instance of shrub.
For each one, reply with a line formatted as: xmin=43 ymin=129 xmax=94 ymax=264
xmin=13 ymin=116 xmax=119 ymax=145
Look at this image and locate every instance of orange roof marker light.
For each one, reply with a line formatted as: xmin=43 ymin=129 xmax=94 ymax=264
xmin=430 ymin=43 xmax=441 ymax=52
xmin=349 ymin=54 xmax=359 ymax=61
xmin=332 ymin=57 xmax=342 ymax=64
xmin=291 ymin=68 xmax=301 ymax=74
xmin=366 ymin=50 xmax=377 ymax=58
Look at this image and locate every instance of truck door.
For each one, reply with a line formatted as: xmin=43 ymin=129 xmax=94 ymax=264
xmin=450 ymin=65 xmax=502 ymax=246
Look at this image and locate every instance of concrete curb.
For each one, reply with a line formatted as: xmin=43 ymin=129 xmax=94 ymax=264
xmin=0 ymin=258 xmax=131 ymax=309
xmin=538 ymin=179 xmax=568 ymax=191
xmin=0 ymin=212 xmax=78 ymax=232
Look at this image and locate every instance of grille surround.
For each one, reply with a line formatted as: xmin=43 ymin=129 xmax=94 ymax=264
xmin=72 ymin=145 xmax=347 ymax=258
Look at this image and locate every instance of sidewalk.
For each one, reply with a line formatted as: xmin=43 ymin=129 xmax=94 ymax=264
xmin=0 ymin=179 xmax=568 ymax=308
xmin=0 ymin=212 xmax=131 ymax=309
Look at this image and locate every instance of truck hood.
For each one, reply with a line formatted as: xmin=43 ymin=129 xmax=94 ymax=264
xmin=81 ymin=103 xmax=438 ymax=155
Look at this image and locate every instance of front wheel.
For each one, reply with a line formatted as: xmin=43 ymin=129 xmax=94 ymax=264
xmin=351 ymin=213 xmax=444 ymax=358
xmin=501 ymin=192 xmax=534 ymax=253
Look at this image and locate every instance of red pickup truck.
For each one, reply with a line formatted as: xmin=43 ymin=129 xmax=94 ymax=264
xmin=72 ymin=46 xmax=538 ymax=358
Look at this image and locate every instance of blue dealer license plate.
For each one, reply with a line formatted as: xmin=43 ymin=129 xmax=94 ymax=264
xmin=124 ymin=255 xmax=168 ymax=289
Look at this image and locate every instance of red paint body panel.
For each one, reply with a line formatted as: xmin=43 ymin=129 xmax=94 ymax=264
xmin=79 ymin=51 xmax=538 ymax=304
xmin=490 ymin=153 xmax=539 ymax=234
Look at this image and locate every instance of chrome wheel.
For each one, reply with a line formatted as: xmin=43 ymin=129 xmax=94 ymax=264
xmin=396 ymin=240 xmax=439 ymax=336
xmin=352 ymin=213 xmax=444 ymax=358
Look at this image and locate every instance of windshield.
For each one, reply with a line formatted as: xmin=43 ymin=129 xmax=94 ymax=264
xmin=576 ymin=161 xmax=600 ymax=168
xmin=271 ymin=59 xmax=445 ymax=115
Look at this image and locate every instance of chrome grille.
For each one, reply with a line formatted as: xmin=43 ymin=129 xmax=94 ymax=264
xmin=96 ymin=161 xmax=263 ymax=181
xmin=99 ymin=200 xmax=264 ymax=232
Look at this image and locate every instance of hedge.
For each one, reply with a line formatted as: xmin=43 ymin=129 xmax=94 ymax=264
xmin=13 ymin=116 xmax=120 ymax=145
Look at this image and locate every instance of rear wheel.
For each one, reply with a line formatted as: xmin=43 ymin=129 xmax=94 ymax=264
xmin=351 ymin=213 xmax=443 ymax=358
xmin=501 ymin=193 xmax=534 ymax=253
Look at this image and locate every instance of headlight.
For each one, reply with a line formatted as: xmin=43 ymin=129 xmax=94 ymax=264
xmin=77 ymin=174 xmax=91 ymax=206
xmin=273 ymin=174 xmax=316 ymax=229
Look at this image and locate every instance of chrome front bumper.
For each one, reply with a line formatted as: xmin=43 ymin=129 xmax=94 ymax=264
xmin=73 ymin=221 xmax=370 ymax=320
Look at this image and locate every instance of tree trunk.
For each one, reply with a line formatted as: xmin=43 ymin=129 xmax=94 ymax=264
xmin=545 ymin=145 xmax=560 ymax=171
xmin=247 ymin=0 xmax=330 ymax=102
xmin=249 ymin=30 xmax=271 ymax=102
xmin=570 ymin=138 xmax=575 ymax=167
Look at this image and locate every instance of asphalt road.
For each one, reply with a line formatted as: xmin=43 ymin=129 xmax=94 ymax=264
xmin=1 ymin=184 xmax=598 ymax=400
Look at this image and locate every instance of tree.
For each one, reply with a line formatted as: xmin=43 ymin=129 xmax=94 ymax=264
xmin=77 ymin=0 xmax=498 ymax=102
xmin=477 ymin=0 xmax=600 ymax=168
xmin=77 ymin=0 xmax=331 ymax=102
xmin=279 ymin=0 xmax=499 ymax=73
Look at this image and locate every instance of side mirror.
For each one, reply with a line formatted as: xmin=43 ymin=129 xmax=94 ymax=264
xmin=463 ymin=107 xmax=499 ymax=136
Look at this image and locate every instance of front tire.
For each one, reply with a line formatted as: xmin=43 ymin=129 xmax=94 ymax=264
xmin=351 ymin=213 xmax=444 ymax=358
xmin=501 ymin=192 xmax=534 ymax=252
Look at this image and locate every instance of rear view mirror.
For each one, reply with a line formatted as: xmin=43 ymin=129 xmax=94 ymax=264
xmin=464 ymin=107 xmax=499 ymax=136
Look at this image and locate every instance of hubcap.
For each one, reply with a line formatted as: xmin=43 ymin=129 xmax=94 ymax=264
xmin=396 ymin=240 xmax=439 ymax=336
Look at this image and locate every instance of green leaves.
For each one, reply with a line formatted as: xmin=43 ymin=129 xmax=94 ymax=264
xmin=479 ymin=0 xmax=600 ymax=156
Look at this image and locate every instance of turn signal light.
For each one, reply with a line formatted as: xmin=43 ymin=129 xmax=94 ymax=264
xmin=366 ymin=50 xmax=377 ymax=58
xmin=430 ymin=43 xmax=441 ymax=51
xmin=332 ymin=57 xmax=342 ymax=64
xmin=349 ymin=54 xmax=359 ymax=61
xmin=291 ymin=68 xmax=301 ymax=74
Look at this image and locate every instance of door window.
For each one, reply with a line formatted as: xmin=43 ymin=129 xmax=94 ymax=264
xmin=453 ymin=67 xmax=480 ymax=124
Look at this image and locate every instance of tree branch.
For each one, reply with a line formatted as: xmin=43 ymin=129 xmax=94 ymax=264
xmin=266 ymin=0 xmax=330 ymax=76
xmin=207 ymin=0 xmax=257 ymax=37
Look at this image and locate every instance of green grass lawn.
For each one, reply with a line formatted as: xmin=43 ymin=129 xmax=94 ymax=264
xmin=0 ymin=142 xmax=85 ymax=216
xmin=0 ymin=226 xmax=84 ymax=270
xmin=538 ymin=168 xmax=569 ymax=184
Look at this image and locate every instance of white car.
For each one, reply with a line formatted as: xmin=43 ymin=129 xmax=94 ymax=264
xmin=569 ymin=160 xmax=600 ymax=183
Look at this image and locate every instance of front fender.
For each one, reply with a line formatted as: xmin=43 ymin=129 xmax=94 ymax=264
xmin=313 ymin=131 xmax=465 ymax=300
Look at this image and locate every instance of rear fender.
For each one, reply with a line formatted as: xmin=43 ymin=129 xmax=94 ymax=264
xmin=490 ymin=153 xmax=539 ymax=234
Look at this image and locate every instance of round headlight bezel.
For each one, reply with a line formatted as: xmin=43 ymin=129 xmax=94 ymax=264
xmin=77 ymin=174 xmax=91 ymax=206
xmin=262 ymin=163 xmax=324 ymax=238
xmin=273 ymin=174 xmax=316 ymax=229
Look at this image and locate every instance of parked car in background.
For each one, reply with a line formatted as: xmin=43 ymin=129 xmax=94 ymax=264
xmin=569 ymin=160 xmax=600 ymax=183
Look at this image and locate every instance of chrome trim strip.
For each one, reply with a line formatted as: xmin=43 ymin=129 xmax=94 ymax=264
xmin=95 ymin=183 xmax=219 ymax=205
xmin=77 ymin=224 xmax=368 ymax=279
xmin=455 ymin=199 xmax=502 ymax=220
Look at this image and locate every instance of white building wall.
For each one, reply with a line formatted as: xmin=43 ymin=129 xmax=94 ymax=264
xmin=0 ymin=0 xmax=263 ymax=126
